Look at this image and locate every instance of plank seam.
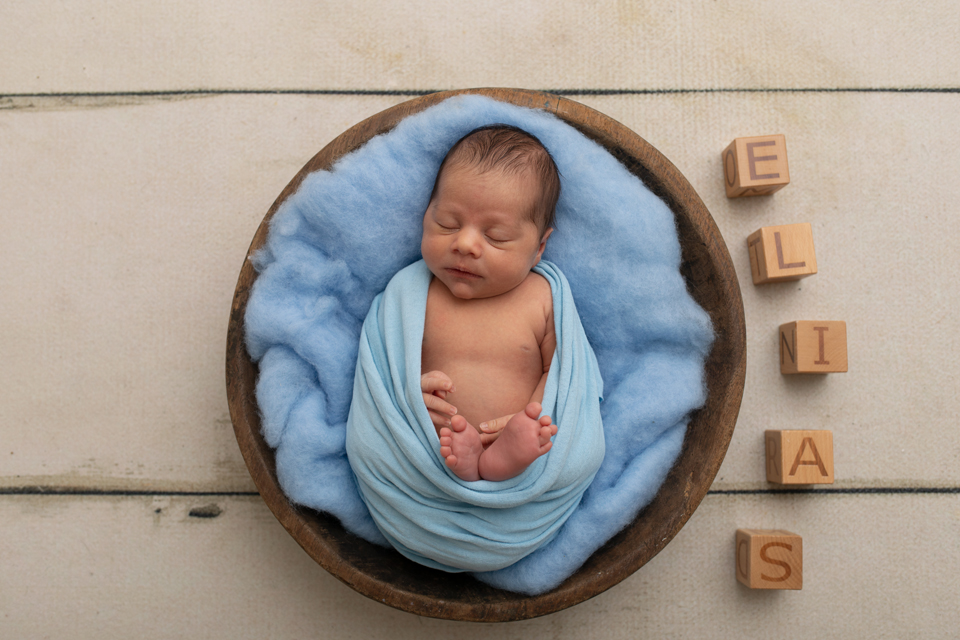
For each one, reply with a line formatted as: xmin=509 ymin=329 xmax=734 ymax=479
xmin=1 ymin=487 xmax=957 ymax=496
xmin=2 ymin=87 xmax=959 ymax=99
xmin=0 ymin=488 xmax=261 ymax=496
xmin=709 ymin=487 xmax=960 ymax=495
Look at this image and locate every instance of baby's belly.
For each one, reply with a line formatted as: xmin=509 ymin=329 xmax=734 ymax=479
xmin=436 ymin=359 xmax=541 ymax=429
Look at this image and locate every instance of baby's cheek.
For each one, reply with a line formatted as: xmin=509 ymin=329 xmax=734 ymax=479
xmin=421 ymin=237 xmax=437 ymax=263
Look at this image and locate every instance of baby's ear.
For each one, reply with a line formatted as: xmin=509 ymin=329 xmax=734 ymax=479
xmin=535 ymin=227 xmax=553 ymax=261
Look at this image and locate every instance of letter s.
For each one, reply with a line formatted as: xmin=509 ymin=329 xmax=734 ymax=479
xmin=759 ymin=542 xmax=793 ymax=582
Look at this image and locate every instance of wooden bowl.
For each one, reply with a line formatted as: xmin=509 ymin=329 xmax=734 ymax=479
xmin=226 ymin=88 xmax=745 ymax=622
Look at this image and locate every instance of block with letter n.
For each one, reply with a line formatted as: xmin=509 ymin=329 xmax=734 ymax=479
xmin=766 ymin=430 xmax=834 ymax=484
xmin=736 ymin=529 xmax=803 ymax=589
xmin=723 ymin=134 xmax=790 ymax=197
xmin=779 ymin=320 xmax=848 ymax=374
xmin=747 ymin=223 xmax=817 ymax=284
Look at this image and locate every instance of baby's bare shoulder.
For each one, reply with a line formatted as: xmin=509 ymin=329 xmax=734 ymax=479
xmin=520 ymin=271 xmax=553 ymax=316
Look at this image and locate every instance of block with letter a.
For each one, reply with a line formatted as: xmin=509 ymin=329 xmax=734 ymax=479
xmin=766 ymin=430 xmax=834 ymax=484
xmin=747 ymin=223 xmax=818 ymax=284
xmin=723 ymin=134 xmax=790 ymax=197
xmin=736 ymin=529 xmax=803 ymax=589
xmin=779 ymin=320 xmax=848 ymax=374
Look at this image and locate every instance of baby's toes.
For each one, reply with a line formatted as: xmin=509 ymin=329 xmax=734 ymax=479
xmin=538 ymin=426 xmax=555 ymax=446
xmin=524 ymin=402 xmax=542 ymax=421
xmin=450 ymin=415 xmax=469 ymax=432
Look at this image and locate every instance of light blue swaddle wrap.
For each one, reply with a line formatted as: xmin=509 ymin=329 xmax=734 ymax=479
xmin=346 ymin=259 xmax=605 ymax=572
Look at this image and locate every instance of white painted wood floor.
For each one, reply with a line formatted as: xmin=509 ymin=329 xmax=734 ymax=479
xmin=2 ymin=2 xmax=958 ymax=636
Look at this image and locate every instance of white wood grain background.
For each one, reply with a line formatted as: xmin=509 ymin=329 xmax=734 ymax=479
xmin=2 ymin=1 xmax=958 ymax=637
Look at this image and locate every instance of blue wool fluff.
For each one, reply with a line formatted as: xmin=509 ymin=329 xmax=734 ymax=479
xmin=244 ymin=95 xmax=715 ymax=594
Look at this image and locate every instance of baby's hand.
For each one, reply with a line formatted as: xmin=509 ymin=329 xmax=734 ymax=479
xmin=421 ymin=370 xmax=458 ymax=430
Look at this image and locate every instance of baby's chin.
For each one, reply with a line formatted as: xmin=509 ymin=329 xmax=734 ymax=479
xmin=441 ymin=277 xmax=518 ymax=300
xmin=445 ymin=281 xmax=491 ymax=300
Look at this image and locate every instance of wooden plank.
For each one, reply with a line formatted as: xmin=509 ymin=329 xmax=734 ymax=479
xmin=1 ymin=1 xmax=958 ymax=94
xmin=1 ymin=92 xmax=958 ymax=491
xmin=1 ymin=493 xmax=957 ymax=637
xmin=0 ymin=94 xmax=406 ymax=492
xmin=575 ymin=91 xmax=960 ymax=490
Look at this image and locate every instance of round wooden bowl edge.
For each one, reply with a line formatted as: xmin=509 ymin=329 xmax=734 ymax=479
xmin=225 ymin=88 xmax=746 ymax=622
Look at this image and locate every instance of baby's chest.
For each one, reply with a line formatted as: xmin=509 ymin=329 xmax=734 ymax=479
xmin=422 ymin=301 xmax=543 ymax=363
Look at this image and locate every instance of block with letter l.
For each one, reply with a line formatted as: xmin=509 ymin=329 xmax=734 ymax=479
xmin=747 ymin=223 xmax=817 ymax=284
xmin=723 ymin=134 xmax=790 ymax=197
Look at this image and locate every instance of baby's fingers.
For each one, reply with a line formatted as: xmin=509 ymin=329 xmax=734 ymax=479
xmin=478 ymin=414 xmax=512 ymax=434
xmin=422 ymin=392 xmax=457 ymax=418
xmin=479 ymin=430 xmax=502 ymax=447
xmin=428 ymin=409 xmax=454 ymax=429
xmin=421 ymin=370 xmax=456 ymax=394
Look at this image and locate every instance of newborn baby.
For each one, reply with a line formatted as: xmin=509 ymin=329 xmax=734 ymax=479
xmin=419 ymin=125 xmax=561 ymax=482
xmin=337 ymin=111 xmax=607 ymax=575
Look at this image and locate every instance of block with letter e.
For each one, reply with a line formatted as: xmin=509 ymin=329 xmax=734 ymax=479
xmin=766 ymin=430 xmax=834 ymax=484
xmin=747 ymin=223 xmax=817 ymax=284
xmin=736 ymin=529 xmax=803 ymax=590
xmin=779 ymin=321 xmax=847 ymax=374
xmin=723 ymin=134 xmax=790 ymax=197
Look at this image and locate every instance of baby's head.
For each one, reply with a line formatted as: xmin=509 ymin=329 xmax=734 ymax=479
xmin=431 ymin=125 xmax=560 ymax=237
xmin=421 ymin=126 xmax=562 ymax=299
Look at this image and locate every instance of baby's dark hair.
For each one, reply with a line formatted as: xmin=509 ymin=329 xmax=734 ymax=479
xmin=432 ymin=125 xmax=560 ymax=235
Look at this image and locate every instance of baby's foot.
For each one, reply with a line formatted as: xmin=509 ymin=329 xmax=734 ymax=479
xmin=438 ymin=415 xmax=483 ymax=482
xmin=478 ymin=402 xmax=557 ymax=482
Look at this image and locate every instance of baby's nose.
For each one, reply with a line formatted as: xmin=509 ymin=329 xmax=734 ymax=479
xmin=453 ymin=229 xmax=482 ymax=257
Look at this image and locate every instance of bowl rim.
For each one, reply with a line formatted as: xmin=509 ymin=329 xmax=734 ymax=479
xmin=226 ymin=87 xmax=746 ymax=622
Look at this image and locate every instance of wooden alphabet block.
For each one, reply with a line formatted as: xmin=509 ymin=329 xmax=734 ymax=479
xmin=766 ymin=430 xmax=834 ymax=484
xmin=723 ymin=134 xmax=790 ymax=197
xmin=747 ymin=223 xmax=817 ymax=284
xmin=736 ymin=529 xmax=803 ymax=590
xmin=780 ymin=321 xmax=848 ymax=374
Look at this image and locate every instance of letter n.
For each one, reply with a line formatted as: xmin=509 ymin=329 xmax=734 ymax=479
xmin=780 ymin=328 xmax=796 ymax=365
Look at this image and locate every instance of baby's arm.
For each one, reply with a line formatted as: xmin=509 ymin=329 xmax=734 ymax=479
xmin=421 ymin=370 xmax=459 ymax=430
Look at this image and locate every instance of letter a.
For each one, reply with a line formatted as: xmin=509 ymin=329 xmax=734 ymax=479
xmin=789 ymin=437 xmax=828 ymax=476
